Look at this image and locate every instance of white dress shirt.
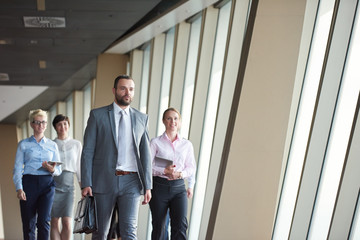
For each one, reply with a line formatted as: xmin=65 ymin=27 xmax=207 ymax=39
xmin=53 ymin=137 xmax=82 ymax=182
xmin=113 ymin=102 xmax=137 ymax=171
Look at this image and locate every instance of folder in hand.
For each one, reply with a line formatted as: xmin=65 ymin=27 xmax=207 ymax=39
xmin=48 ymin=161 xmax=63 ymax=165
xmin=154 ymin=156 xmax=173 ymax=168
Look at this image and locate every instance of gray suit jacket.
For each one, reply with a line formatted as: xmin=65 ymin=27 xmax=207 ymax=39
xmin=81 ymin=104 xmax=152 ymax=194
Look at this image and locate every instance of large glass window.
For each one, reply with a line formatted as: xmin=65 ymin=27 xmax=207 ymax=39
xmin=49 ymin=105 xmax=57 ymax=139
xmin=180 ymin=16 xmax=202 ymax=138
xmin=350 ymin=191 xmax=360 ymax=239
xmin=189 ymin=2 xmax=232 ymax=239
xmin=66 ymin=94 xmax=74 ymax=139
xmin=273 ymin=0 xmax=335 ymax=238
xmin=309 ymin=1 xmax=360 ymax=237
xmin=140 ymin=43 xmax=151 ymax=113
xmin=21 ymin=121 xmax=28 ymax=140
xmin=274 ymin=0 xmax=360 ymax=238
xmin=83 ymin=82 xmax=92 ymax=135
xmin=157 ymin=27 xmax=175 ymax=136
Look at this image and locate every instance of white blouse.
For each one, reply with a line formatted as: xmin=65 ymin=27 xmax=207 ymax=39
xmin=54 ymin=137 xmax=82 ymax=182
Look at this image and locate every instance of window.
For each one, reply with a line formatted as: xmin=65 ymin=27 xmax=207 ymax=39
xmin=83 ymin=82 xmax=92 ymax=135
xmin=181 ymin=16 xmax=202 ymax=138
xmin=350 ymin=191 xmax=360 ymax=239
xmin=140 ymin=44 xmax=151 ymax=113
xmin=273 ymin=0 xmax=360 ymax=238
xmin=309 ymin=1 xmax=360 ymax=237
xmin=66 ymin=95 xmax=74 ymax=139
xmin=272 ymin=0 xmax=335 ymax=237
xmin=49 ymin=105 xmax=57 ymax=139
xmin=157 ymin=27 xmax=175 ymax=136
xmin=21 ymin=121 xmax=28 ymax=140
xmin=189 ymin=2 xmax=232 ymax=239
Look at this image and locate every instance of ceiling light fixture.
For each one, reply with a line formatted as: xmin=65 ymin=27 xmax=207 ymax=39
xmin=30 ymin=40 xmax=38 ymax=45
xmin=23 ymin=16 xmax=66 ymax=28
xmin=0 ymin=73 xmax=10 ymax=81
xmin=0 ymin=39 xmax=13 ymax=45
xmin=39 ymin=60 xmax=47 ymax=69
xmin=37 ymin=0 xmax=46 ymax=11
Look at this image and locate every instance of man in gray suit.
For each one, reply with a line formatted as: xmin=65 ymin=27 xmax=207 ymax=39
xmin=81 ymin=75 xmax=152 ymax=240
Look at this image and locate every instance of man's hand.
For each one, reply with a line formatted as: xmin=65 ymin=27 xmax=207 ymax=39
xmin=81 ymin=187 xmax=93 ymax=198
xmin=17 ymin=189 xmax=26 ymax=201
xmin=142 ymin=189 xmax=152 ymax=205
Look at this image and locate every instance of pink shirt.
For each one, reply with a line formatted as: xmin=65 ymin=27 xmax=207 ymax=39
xmin=150 ymin=132 xmax=196 ymax=188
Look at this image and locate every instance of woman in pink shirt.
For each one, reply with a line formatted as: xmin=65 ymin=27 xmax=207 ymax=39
xmin=149 ymin=108 xmax=196 ymax=240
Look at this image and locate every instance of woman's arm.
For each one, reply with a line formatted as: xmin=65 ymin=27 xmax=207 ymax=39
xmin=13 ymin=142 xmax=25 ymax=191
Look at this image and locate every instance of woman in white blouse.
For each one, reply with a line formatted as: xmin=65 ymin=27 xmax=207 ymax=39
xmin=50 ymin=114 xmax=82 ymax=240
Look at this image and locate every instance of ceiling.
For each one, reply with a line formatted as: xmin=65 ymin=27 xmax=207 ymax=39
xmin=0 ymin=0 xmax=186 ymax=125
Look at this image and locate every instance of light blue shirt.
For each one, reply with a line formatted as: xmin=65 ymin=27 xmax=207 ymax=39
xmin=13 ymin=135 xmax=62 ymax=191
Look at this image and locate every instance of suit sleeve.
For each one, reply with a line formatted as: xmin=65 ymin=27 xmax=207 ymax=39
xmin=81 ymin=110 xmax=97 ymax=188
xmin=140 ymin=116 xmax=153 ymax=191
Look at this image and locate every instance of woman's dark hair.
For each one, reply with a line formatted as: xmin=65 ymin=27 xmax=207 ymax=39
xmin=52 ymin=114 xmax=70 ymax=129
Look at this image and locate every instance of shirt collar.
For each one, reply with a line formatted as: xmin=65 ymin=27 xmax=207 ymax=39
xmin=162 ymin=132 xmax=181 ymax=142
xmin=55 ymin=137 xmax=70 ymax=142
xmin=113 ymin=102 xmax=130 ymax=115
xmin=30 ymin=135 xmax=48 ymax=143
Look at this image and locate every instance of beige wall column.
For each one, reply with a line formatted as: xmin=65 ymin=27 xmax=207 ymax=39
xmin=57 ymin=101 xmax=66 ymax=115
xmin=94 ymin=53 xmax=129 ymax=108
xmin=44 ymin=111 xmax=51 ymax=138
xmin=210 ymin=0 xmax=306 ymax=239
xmin=0 ymin=124 xmax=22 ymax=240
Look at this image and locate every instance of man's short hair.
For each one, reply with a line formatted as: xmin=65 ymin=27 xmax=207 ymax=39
xmin=114 ymin=75 xmax=132 ymax=88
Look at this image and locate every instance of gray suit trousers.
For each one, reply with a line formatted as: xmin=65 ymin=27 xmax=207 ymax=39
xmin=92 ymin=174 xmax=142 ymax=240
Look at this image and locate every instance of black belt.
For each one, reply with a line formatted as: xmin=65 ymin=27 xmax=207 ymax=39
xmin=115 ymin=170 xmax=137 ymax=176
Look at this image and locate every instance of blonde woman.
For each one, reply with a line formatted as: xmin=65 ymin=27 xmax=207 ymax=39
xmin=149 ymin=108 xmax=196 ymax=240
xmin=13 ymin=109 xmax=62 ymax=240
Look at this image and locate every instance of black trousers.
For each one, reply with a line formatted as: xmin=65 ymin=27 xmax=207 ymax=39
xmin=149 ymin=176 xmax=188 ymax=240
xmin=20 ymin=175 xmax=55 ymax=240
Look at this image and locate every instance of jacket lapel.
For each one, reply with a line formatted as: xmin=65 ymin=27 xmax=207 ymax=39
xmin=129 ymin=108 xmax=138 ymax=147
xmin=108 ymin=104 xmax=117 ymax=147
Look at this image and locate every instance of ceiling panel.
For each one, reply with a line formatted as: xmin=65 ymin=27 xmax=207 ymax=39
xmin=0 ymin=0 xmax=171 ymax=124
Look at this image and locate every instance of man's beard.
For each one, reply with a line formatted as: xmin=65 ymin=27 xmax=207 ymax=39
xmin=116 ymin=95 xmax=131 ymax=106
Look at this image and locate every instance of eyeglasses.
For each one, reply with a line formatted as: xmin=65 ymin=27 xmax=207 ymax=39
xmin=32 ymin=120 xmax=47 ymax=125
